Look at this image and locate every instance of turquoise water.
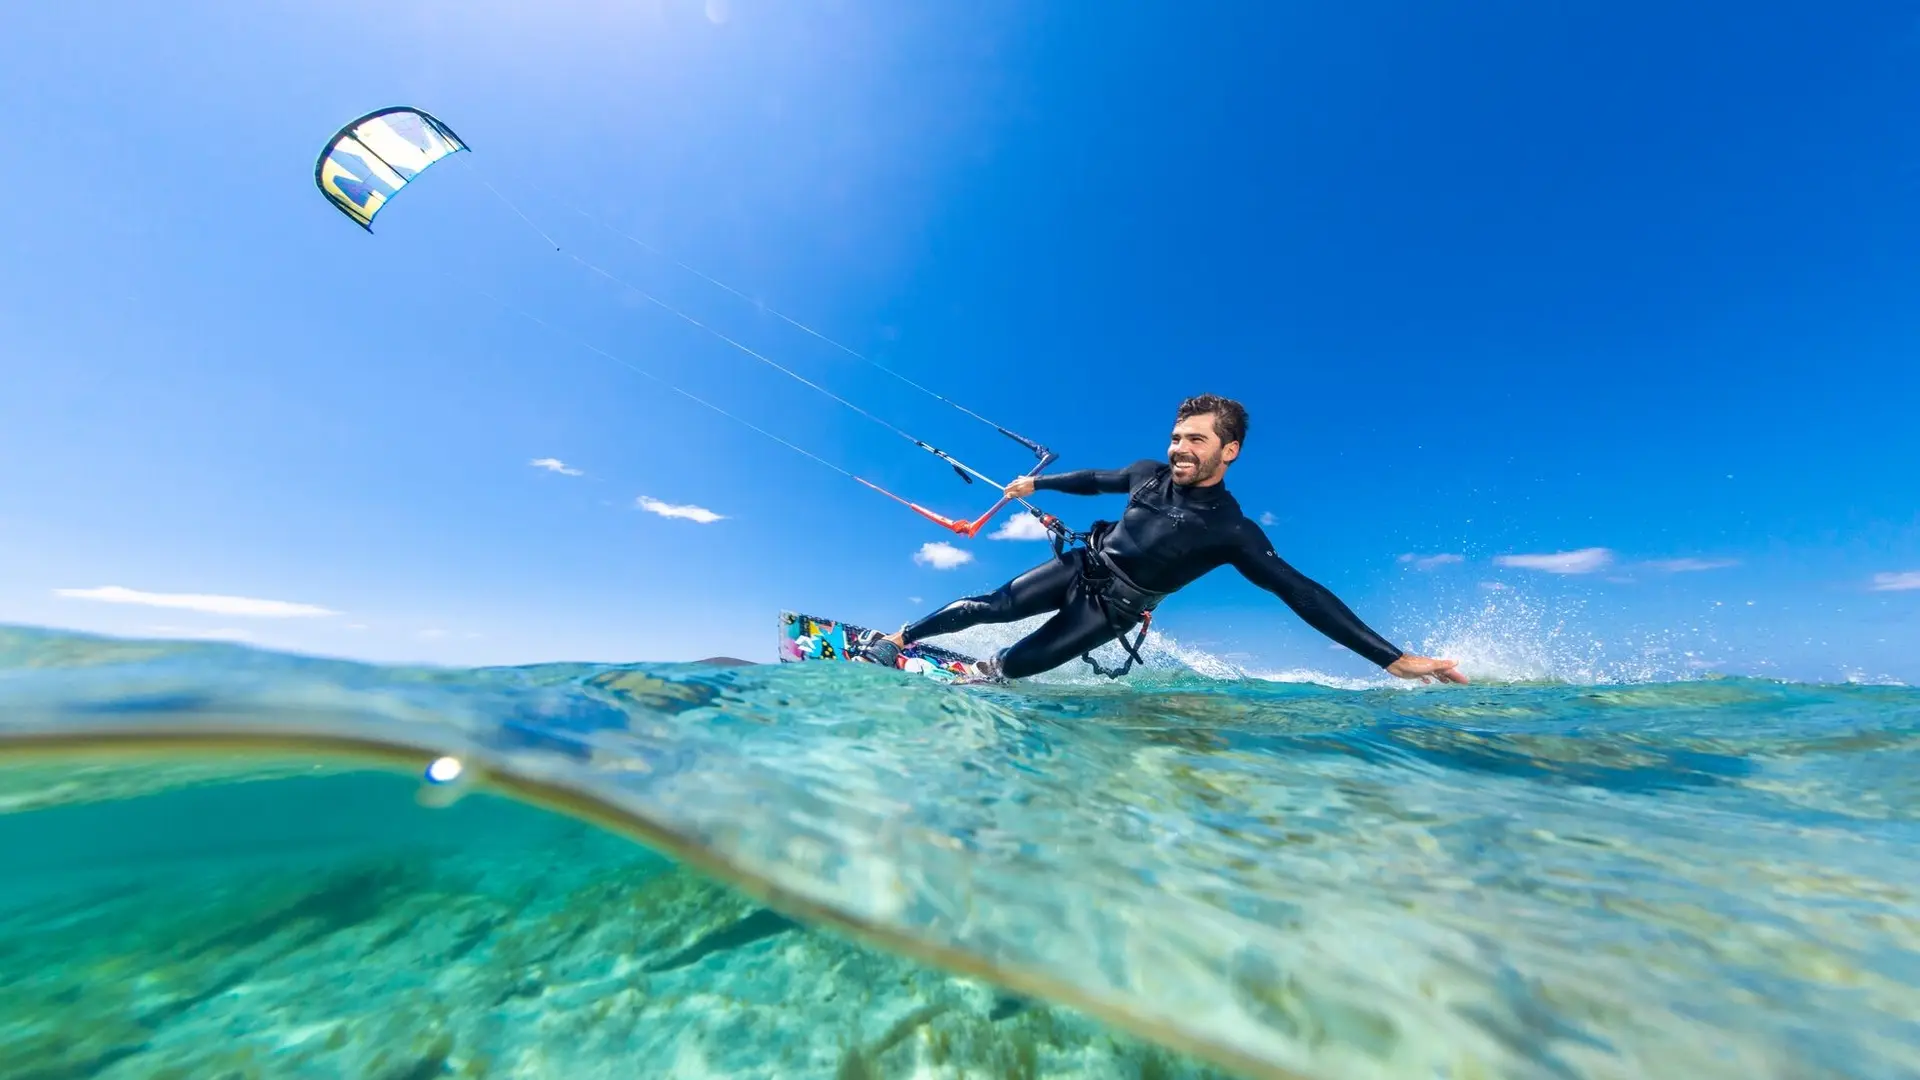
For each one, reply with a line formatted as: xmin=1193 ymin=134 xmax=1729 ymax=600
xmin=1 ymin=624 xmax=1917 ymax=1080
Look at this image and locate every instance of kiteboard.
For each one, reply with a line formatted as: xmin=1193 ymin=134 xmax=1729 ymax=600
xmin=778 ymin=611 xmax=988 ymax=684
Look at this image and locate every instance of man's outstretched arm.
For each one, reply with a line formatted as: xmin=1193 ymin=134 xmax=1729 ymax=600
xmin=1005 ymin=459 xmax=1159 ymax=499
xmin=1231 ymin=526 xmax=1467 ymax=684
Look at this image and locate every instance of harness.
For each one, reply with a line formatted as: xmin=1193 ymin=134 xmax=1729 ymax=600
xmin=1026 ymin=470 xmax=1172 ymax=679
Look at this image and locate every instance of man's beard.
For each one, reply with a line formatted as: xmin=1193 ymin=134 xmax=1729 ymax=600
xmin=1169 ymin=448 xmax=1222 ymax=485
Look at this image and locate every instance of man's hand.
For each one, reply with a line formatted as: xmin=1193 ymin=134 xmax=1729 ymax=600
xmin=1004 ymin=475 xmax=1036 ymax=499
xmin=1386 ymin=654 xmax=1469 ymax=685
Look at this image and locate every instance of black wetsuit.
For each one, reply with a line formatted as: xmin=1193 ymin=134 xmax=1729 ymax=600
xmin=900 ymin=460 xmax=1404 ymax=679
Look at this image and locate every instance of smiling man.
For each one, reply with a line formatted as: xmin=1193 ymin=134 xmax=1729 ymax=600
xmin=879 ymin=394 xmax=1467 ymax=684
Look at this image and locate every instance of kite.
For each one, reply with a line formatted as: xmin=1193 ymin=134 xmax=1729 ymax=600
xmin=314 ymin=107 xmax=467 ymax=231
xmin=312 ymin=105 xmax=1061 ymax=540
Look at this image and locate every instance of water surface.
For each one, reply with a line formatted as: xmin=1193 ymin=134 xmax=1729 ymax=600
xmin=1 ymin=624 xmax=1915 ymax=1079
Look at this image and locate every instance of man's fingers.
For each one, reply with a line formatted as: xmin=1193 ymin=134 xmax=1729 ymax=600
xmin=1391 ymin=655 xmax=1468 ymax=684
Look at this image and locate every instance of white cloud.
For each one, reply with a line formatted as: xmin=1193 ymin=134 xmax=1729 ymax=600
xmin=907 ymin=596 xmax=923 ymax=605
xmin=417 ymin=628 xmax=449 ymax=640
xmin=1644 ymin=558 xmax=1739 ymax=573
xmin=1397 ymin=553 xmax=1464 ymax=571
xmin=914 ymin=542 xmax=974 ymax=570
xmin=54 ymin=586 xmax=338 ymax=618
xmin=989 ymin=514 xmax=1051 ymax=541
xmin=1478 ymin=581 xmax=1511 ymax=591
xmin=1493 ymin=547 xmax=1615 ymax=574
xmin=637 ymin=496 xmax=725 ymax=524
xmin=530 ymin=457 xmax=583 ymax=476
xmin=1259 ymin=511 xmax=1278 ymax=526
xmin=1871 ymin=571 xmax=1920 ymax=592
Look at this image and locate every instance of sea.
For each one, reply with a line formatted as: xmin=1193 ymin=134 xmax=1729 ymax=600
xmin=1 ymin=617 xmax=1916 ymax=1080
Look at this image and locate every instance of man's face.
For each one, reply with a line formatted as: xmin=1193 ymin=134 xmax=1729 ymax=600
xmin=1168 ymin=413 xmax=1239 ymax=486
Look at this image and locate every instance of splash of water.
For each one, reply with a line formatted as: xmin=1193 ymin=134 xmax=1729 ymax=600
xmin=922 ymin=584 xmax=1716 ymax=689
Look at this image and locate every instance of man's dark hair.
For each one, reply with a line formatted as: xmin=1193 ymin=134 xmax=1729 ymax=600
xmin=1175 ymin=394 xmax=1248 ymax=447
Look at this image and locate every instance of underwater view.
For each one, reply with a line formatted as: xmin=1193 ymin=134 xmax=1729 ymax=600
xmin=3 ymin=623 xmax=1916 ymax=1080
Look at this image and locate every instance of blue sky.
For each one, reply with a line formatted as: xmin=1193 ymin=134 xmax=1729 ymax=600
xmin=2 ymin=0 xmax=1916 ymax=682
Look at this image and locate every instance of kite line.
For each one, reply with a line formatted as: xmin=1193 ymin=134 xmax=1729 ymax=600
xmin=312 ymin=104 xmax=1061 ymax=538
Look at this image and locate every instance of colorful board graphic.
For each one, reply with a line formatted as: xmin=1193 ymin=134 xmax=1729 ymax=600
xmin=778 ymin=611 xmax=984 ymax=684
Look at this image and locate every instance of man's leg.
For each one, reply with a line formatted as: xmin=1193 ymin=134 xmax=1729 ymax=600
xmin=890 ymin=552 xmax=1080 ymax=647
xmin=994 ymin=594 xmax=1139 ymax=680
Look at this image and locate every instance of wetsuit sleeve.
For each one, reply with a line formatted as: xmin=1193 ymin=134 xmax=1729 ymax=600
xmin=1229 ymin=523 xmax=1405 ymax=668
xmin=1032 ymin=459 xmax=1160 ymax=496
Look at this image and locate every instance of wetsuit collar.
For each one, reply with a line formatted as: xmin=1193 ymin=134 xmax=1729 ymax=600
xmin=1157 ymin=465 xmax=1230 ymax=505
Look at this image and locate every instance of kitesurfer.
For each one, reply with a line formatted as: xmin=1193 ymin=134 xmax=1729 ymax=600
xmin=878 ymin=394 xmax=1468 ymax=684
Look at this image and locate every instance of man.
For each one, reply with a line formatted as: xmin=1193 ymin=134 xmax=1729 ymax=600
xmin=880 ymin=394 xmax=1467 ymax=684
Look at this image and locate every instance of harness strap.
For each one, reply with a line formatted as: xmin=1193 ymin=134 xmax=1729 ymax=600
xmin=1080 ymin=607 xmax=1152 ymax=678
xmin=1023 ymin=507 xmax=1157 ymax=680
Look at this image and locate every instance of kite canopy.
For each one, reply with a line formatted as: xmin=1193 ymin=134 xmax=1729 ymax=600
xmin=315 ymin=107 xmax=467 ymax=231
